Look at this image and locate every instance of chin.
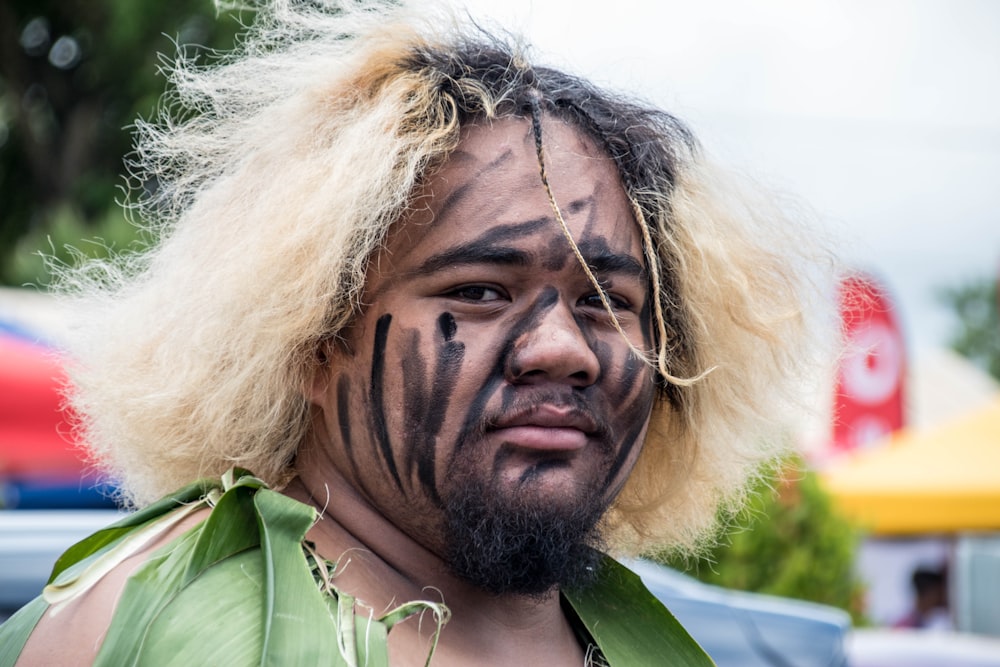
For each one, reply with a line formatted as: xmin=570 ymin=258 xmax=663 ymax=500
xmin=440 ymin=464 xmax=610 ymax=596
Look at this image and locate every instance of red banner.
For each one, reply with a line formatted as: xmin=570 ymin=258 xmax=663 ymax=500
xmin=832 ymin=273 xmax=906 ymax=452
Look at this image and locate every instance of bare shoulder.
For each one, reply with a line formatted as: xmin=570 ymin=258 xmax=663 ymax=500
xmin=15 ymin=508 xmax=209 ymax=666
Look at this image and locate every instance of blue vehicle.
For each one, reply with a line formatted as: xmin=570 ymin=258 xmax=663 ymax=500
xmin=628 ymin=558 xmax=851 ymax=667
xmin=0 ymin=509 xmax=124 ymax=616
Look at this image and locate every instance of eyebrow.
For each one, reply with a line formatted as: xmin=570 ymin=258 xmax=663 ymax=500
xmin=413 ymin=232 xmax=647 ymax=283
xmin=414 ymin=240 xmax=532 ymax=276
xmin=413 ymin=218 xmax=547 ymax=275
xmin=582 ymin=250 xmax=647 ymax=280
xmin=575 ymin=237 xmax=648 ymax=280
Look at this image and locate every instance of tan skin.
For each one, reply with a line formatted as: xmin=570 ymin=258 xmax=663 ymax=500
xmin=17 ymin=116 xmax=655 ymax=666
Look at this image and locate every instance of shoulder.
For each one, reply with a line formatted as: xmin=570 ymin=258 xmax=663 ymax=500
xmin=14 ymin=507 xmax=208 ymax=666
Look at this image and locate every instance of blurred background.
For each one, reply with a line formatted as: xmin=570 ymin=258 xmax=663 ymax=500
xmin=1 ymin=1 xmax=999 ymax=665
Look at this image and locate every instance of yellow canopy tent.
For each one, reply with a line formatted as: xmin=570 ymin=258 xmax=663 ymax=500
xmin=821 ymin=396 xmax=1000 ymax=535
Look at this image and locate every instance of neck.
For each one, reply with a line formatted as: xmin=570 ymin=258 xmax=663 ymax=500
xmin=286 ymin=450 xmax=587 ymax=667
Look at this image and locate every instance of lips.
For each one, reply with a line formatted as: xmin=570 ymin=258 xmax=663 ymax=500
xmin=489 ymin=404 xmax=598 ymax=452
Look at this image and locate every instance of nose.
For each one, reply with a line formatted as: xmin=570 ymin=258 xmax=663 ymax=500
xmin=505 ymin=300 xmax=601 ymax=387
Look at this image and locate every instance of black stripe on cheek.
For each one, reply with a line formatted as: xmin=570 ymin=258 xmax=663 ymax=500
xmin=400 ymin=329 xmax=428 ymax=496
xmin=419 ymin=338 xmax=465 ymax=504
xmin=336 ymin=374 xmax=371 ymax=495
xmin=398 ymin=318 xmax=466 ymax=505
xmin=370 ymin=314 xmax=404 ymax=491
xmin=337 ymin=375 xmax=353 ymax=453
xmin=603 ymin=357 xmax=656 ymax=489
xmin=604 ymin=390 xmax=653 ymax=491
xmin=438 ymin=312 xmax=457 ymax=342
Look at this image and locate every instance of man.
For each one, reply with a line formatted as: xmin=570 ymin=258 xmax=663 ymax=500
xmin=1 ymin=1 xmax=826 ymax=664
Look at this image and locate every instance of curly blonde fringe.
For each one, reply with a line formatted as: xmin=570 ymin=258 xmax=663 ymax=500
xmin=56 ymin=0 xmax=836 ymax=556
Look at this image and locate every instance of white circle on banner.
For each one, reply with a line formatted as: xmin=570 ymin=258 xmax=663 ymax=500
xmin=850 ymin=415 xmax=894 ymax=449
xmin=843 ymin=321 xmax=903 ymax=405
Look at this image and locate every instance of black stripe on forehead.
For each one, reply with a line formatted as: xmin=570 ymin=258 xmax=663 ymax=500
xmin=433 ymin=148 xmax=514 ymax=217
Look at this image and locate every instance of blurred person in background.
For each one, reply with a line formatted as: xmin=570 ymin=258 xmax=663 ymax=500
xmin=895 ymin=566 xmax=952 ymax=631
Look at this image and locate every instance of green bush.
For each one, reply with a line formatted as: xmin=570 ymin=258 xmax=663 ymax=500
xmin=5 ymin=205 xmax=146 ymax=288
xmin=656 ymin=457 xmax=867 ymax=624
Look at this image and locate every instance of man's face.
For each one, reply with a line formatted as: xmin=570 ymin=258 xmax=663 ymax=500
xmin=311 ymin=116 xmax=656 ymax=592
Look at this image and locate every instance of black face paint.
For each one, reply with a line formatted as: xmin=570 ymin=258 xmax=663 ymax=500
xmin=400 ymin=327 xmax=429 ymax=490
xmin=421 ymin=333 xmax=466 ymax=502
xmin=433 ymin=149 xmax=514 ymax=218
xmin=438 ymin=312 xmax=457 ymax=341
xmin=565 ymin=197 xmax=591 ymax=216
xmin=437 ymin=291 xmax=650 ymax=596
xmin=410 ymin=219 xmax=547 ymax=281
xmin=399 ymin=323 xmax=467 ymax=505
xmin=369 ymin=314 xmax=404 ymax=491
xmin=450 ymin=286 xmax=562 ymax=464
xmin=569 ymin=194 xmax=600 ymax=242
xmin=336 ymin=374 xmax=375 ymax=498
xmin=445 ymin=225 xmax=654 ymax=482
xmin=545 ymin=331 xmax=649 ymax=493
xmin=336 ymin=375 xmax=353 ymax=451
xmin=541 ymin=234 xmax=570 ymax=271
xmin=575 ymin=236 xmax=647 ymax=281
xmin=639 ymin=295 xmax=654 ymax=351
xmin=603 ymin=350 xmax=654 ymax=488
xmin=518 ymin=457 xmax=571 ymax=485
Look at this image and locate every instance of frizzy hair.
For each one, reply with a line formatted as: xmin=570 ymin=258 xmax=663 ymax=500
xmin=59 ymin=0 xmax=833 ymax=555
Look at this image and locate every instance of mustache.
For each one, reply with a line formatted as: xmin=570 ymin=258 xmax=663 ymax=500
xmin=476 ymin=389 xmax=615 ymax=447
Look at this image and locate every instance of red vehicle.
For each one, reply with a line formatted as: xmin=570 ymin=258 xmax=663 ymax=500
xmin=0 ymin=324 xmax=115 ymax=508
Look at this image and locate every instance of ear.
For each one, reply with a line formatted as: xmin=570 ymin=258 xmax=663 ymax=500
xmin=305 ymin=339 xmax=334 ymax=405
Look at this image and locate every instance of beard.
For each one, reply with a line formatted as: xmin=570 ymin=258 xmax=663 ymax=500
xmin=441 ymin=467 xmax=609 ymax=597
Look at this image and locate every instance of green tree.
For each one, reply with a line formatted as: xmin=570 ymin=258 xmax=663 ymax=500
xmin=656 ymin=458 xmax=866 ymax=624
xmin=0 ymin=0 xmax=240 ymax=286
xmin=938 ymin=276 xmax=1000 ymax=380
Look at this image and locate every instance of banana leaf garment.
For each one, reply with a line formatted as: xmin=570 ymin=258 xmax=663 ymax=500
xmin=0 ymin=469 xmax=714 ymax=666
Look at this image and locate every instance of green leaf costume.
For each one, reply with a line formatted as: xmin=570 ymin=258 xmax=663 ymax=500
xmin=0 ymin=469 xmax=713 ymax=666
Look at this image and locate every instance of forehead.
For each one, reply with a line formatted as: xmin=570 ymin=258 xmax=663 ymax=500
xmin=381 ymin=116 xmax=641 ymax=272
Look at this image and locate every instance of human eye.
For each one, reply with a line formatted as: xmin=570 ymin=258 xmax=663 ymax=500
xmin=579 ymin=290 xmax=633 ymax=312
xmin=445 ymin=284 xmax=508 ymax=303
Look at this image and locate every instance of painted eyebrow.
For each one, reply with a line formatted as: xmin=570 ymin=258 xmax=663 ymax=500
xmin=576 ymin=236 xmax=648 ymax=280
xmin=412 ymin=239 xmax=647 ymax=283
xmin=412 ymin=219 xmax=546 ymax=275
xmin=413 ymin=241 xmax=532 ymax=276
xmin=582 ymin=250 xmax=647 ymax=281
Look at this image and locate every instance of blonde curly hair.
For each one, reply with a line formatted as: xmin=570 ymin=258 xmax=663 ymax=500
xmin=59 ymin=0 xmax=834 ymax=555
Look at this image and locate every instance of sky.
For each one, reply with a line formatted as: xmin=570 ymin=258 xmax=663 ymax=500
xmin=457 ymin=0 xmax=1000 ymax=351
